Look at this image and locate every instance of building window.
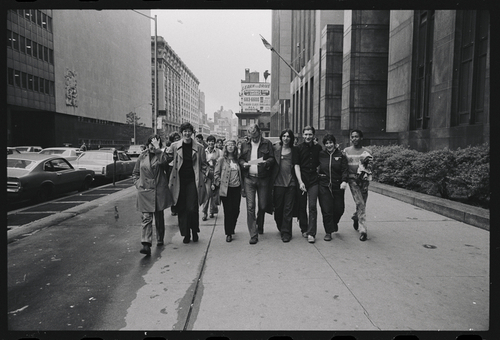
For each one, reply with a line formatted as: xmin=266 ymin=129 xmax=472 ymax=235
xmin=12 ymin=32 xmax=19 ymax=50
xmin=28 ymin=74 xmax=33 ymax=90
xmin=14 ymin=70 xmax=21 ymax=87
xmin=19 ymin=35 xmax=25 ymax=54
xmin=49 ymin=49 xmax=54 ymax=64
xmin=44 ymin=46 xmax=49 ymax=62
xmin=453 ymin=10 xmax=489 ymax=125
xmin=37 ymin=10 xmax=42 ymax=26
xmin=42 ymin=13 xmax=48 ymax=29
xmin=34 ymin=76 xmax=39 ymax=91
xmin=21 ymin=72 xmax=27 ymax=89
xmin=7 ymin=30 xmax=12 ymax=48
xmin=45 ymin=79 xmax=50 ymax=94
xmin=26 ymin=39 xmax=32 ymax=56
xmin=47 ymin=16 xmax=52 ymax=32
xmin=39 ymin=77 xmax=44 ymax=93
xmin=8 ymin=68 xmax=14 ymax=85
xmin=411 ymin=10 xmax=434 ymax=130
xmin=38 ymin=43 xmax=43 ymax=59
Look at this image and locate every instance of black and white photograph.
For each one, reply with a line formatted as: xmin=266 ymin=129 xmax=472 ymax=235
xmin=5 ymin=4 xmax=495 ymax=340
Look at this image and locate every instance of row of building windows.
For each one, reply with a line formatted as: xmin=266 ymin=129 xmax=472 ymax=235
xmin=7 ymin=67 xmax=54 ymax=96
xmin=7 ymin=30 xmax=54 ymax=65
xmin=77 ymin=116 xmax=116 ymax=126
xmin=11 ymin=9 xmax=53 ymax=32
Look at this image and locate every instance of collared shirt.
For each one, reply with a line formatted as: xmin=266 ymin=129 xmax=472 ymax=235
xmin=249 ymin=139 xmax=260 ymax=176
xmin=296 ymin=141 xmax=322 ymax=188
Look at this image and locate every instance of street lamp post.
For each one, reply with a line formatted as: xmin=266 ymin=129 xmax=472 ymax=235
xmin=132 ymin=10 xmax=158 ymax=134
xmin=132 ymin=103 xmax=152 ymax=145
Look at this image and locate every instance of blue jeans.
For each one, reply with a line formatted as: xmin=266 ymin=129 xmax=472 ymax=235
xmin=244 ymin=176 xmax=271 ymax=239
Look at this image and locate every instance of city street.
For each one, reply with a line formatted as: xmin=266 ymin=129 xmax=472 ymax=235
xmin=6 ymin=180 xmax=491 ymax=340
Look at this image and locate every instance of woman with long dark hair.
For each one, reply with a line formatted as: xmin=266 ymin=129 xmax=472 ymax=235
xmin=271 ymin=129 xmax=300 ymax=242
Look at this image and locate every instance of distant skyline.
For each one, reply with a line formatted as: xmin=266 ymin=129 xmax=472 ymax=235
xmin=150 ymin=10 xmax=272 ymax=119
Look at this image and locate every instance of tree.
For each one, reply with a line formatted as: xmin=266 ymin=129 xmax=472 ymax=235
xmin=126 ymin=111 xmax=145 ymax=126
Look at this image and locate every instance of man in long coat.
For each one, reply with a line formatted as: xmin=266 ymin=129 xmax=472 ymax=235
xmin=167 ymin=122 xmax=208 ymax=243
xmin=133 ymin=135 xmax=173 ymax=255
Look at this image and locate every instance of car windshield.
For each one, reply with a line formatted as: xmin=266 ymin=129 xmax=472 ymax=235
xmin=16 ymin=147 xmax=29 ymax=152
xmin=78 ymin=152 xmax=111 ymax=161
xmin=7 ymin=159 xmax=37 ymax=170
xmin=40 ymin=149 xmax=65 ymax=155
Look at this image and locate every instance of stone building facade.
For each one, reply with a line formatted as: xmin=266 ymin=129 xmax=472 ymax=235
xmin=271 ymin=10 xmax=489 ymax=151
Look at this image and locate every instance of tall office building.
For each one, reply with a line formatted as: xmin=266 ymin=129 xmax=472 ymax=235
xmin=7 ymin=9 xmax=152 ymax=148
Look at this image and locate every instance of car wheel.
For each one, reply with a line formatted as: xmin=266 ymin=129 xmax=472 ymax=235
xmin=35 ymin=185 xmax=52 ymax=202
xmin=78 ymin=177 xmax=92 ymax=192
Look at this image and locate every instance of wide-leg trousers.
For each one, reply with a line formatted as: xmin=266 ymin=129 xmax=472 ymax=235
xmin=318 ymin=184 xmax=345 ymax=234
xmin=348 ymin=179 xmax=369 ymax=234
xmin=176 ymin=180 xmax=200 ymax=237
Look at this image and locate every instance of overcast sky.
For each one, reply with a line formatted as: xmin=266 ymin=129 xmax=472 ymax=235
xmin=150 ymin=10 xmax=272 ymax=119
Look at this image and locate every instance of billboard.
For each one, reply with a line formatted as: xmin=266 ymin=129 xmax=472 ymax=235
xmin=240 ymin=82 xmax=270 ymax=112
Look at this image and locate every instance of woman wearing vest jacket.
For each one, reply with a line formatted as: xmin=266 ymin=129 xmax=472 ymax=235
xmin=213 ymin=139 xmax=245 ymax=242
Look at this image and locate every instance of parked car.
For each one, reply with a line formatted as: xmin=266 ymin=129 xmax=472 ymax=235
xmin=14 ymin=146 xmax=43 ymax=153
xmin=126 ymin=145 xmax=145 ymax=158
xmin=7 ymin=153 xmax=94 ymax=202
xmin=7 ymin=147 xmax=21 ymax=155
xmin=71 ymin=150 xmax=136 ymax=179
xmin=39 ymin=147 xmax=82 ymax=161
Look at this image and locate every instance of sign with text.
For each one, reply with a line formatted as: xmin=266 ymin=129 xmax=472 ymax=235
xmin=240 ymin=82 xmax=270 ymax=112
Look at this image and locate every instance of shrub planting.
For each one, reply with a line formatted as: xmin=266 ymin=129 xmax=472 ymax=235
xmin=368 ymin=143 xmax=489 ymax=209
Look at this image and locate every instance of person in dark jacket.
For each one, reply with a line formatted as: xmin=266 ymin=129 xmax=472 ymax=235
xmin=295 ymin=125 xmax=323 ymax=244
xmin=238 ymin=124 xmax=275 ymax=244
xmin=132 ymin=134 xmax=173 ymax=256
xmin=271 ymin=129 xmax=300 ymax=243
xmin=317 ymin=133 xmax=349 ymax=241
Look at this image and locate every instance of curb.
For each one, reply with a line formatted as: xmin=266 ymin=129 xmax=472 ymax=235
xmin=7 ymin=185 xmax=137 ymax=244
xmin=369 ymin=181 xmax=490 ymax=231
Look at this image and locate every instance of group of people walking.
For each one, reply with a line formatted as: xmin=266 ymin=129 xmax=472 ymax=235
xmin=132 ymin=122 xmax=373 ymax=256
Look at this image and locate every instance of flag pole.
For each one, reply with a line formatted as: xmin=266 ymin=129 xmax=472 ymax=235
xmin=260 ymin=35 xmax=304 ymax=80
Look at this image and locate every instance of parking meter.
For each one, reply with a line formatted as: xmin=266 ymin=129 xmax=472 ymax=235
xmin=112 ymin=150 xmax=118 ymax=186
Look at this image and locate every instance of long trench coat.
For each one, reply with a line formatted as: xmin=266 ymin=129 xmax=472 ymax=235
xmin=167 ymin=140 xmax=208 ymax=206
xmin=132 ymin=149 xmax=173 ymax=212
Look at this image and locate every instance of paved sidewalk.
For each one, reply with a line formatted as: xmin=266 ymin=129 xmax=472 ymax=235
xmin=6 ymin=181 xmax=492 ymax=340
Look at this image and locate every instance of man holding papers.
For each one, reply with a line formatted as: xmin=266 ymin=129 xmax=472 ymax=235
xmin=239 ymin=124 xmax=275 ymax=244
